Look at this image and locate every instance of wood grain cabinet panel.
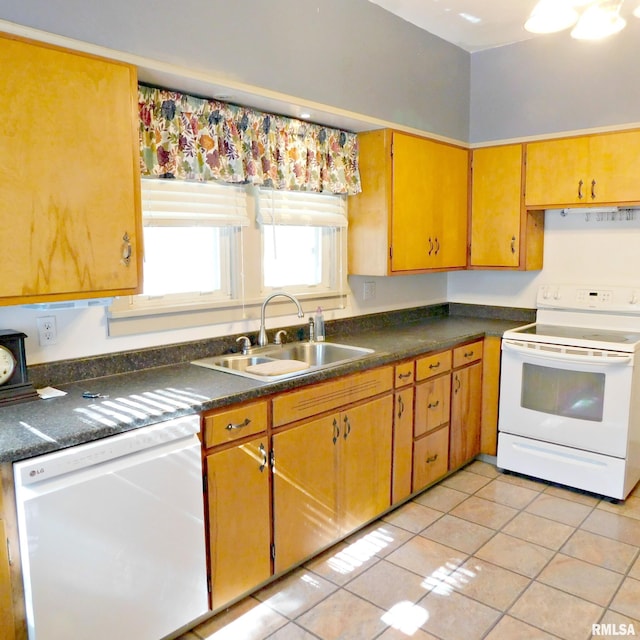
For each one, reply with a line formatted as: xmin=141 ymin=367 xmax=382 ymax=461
xmin=392 ymin=386 xmax=414 ymax=504
xmin=525 ymin=131 xmax=640 ymax=208
xmin=470 ymin=144 xmax=543 ymax=271
xmin=0 ymin=33 xmax=142 ymax=305
xmin=349 ymin=129 xmax=469 ymax=276
xmin=206 ymin=437 xmax=271 ymax=610
xmin=203 ymin=400 xmax=267 ymax=448
xmin=449 ymin=361 xmax=482 ymax=469
xmin=413 ymin=426 xmax=449 ymax=491
xmin=273 ymin=395 xmax=393 ymax=573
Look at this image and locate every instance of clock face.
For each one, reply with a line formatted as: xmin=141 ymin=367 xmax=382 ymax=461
xmin=0 ymin=344 xmax=16 ymax=385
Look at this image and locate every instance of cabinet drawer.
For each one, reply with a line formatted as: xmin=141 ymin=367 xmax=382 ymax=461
xmin=453 ymin=341 xmax=483 ymax=368
xmin=394 ymin=361 xmax=415 ymax=387
xmin=203 ymin=400 xmax=268 ymax=448
xmin=416 ymin=350 xmax=452 ymax=381
xmin=272 ymin=367 xmax=394 ymax=427
xmin=412 ymin=426 xmax=449 ymax=491
xmin=414 ymin=373 xmax=451 ymax=438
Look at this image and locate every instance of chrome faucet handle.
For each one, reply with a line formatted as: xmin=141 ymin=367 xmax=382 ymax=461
xmin=236 ymin=336 xmax=252 ymax=355
xmin=274 ymin=330 xmax=287 ymax=345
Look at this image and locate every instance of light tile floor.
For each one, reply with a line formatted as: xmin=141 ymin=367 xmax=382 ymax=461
xmin=180 ymin=461 xmax=640 ymax=640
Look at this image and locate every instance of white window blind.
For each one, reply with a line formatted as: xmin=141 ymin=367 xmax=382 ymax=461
xmin=256 ymin=188 xmax=348 ymax=227
xmin=141 ymin=178 xmax=249 ymax=227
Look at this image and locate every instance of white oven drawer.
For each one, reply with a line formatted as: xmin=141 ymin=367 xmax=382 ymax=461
xmin=497 ymin=432 xmax=638 ymax=500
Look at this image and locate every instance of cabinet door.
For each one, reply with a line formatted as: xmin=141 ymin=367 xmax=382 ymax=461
xmin=391 ymin=133 xmax=468 ymax=272
xmin=525 ymin=137 xmax=590 ymax=207
xmin=392 ymin=388 xmax=414 ymax=504
xmin=414 ymin=374 xmax=451 ymax=438
xmin=449 ymin=362 xmax=482 ymax=469
xmin=273 ymin=415 xmax=340 ymax=573
xmin=206 ymin=438 xmax=271 ymax=609
xmin=588 ymin=131 xmax=640 ymax=204
xmin=0 ymin=519 xmax=15 ymax=638
xmin=413 ymin=426 xmax=449 ymax=492
xmin=341 ymin=395 xmax=393 ymax=534
xmin=470 ymin=145 xmax=523 ymax=268
xmin=0 ymin=35 xmax=141 ymax=304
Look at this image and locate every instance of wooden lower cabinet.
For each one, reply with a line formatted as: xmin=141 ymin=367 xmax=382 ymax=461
xmin=206 ymin=437 xmax=271 ymax=610
xmin=392 ymin=386 xmax=414 ymax=504
xmin=0 ymin=518 xmax=15 ymax=640
xmin=450 ymin=358 xmax=483 ymax=469
xmin=273 ymin=394 xmax=393 ymax=573
xmin=412 ymin=426 xmax=449 ymax=490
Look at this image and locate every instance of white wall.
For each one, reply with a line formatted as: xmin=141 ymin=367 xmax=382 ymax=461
xmin=448 ymin=209 xmax=640 ymax=306
xmin=0 ymin=273 xmax=447 ymax=365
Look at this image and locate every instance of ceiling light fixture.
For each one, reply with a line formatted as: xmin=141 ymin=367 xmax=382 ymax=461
xmin=524 ymin=0 xmax=579 ymax=34
xmin=572 ymin=0 xmax=626 ymax=39
xmin=525 ymin=0 xmax=634 ymax=40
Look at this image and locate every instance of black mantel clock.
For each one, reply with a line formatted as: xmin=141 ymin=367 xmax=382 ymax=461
xmin=0 ymin=330 xmax=39 ymax=407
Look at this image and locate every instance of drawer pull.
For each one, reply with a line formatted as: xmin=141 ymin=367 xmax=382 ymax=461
xmin=398 ymin=371 xmax=412 ymax=379
xmin=429 ymin=362 xmax=441 ymax=370
xmin=578 ymin=179 xmax=584 ymax=200
xmin=397 ymin=395 xmax=405 ymax=419
xmin=427 ymin=400 xmax=440 ymax=409
xmin=464 ymin=351 xmax=474 ymax=359
xmin=225 ymin=417 xmax=251 ymax=431
xmin=426 ymin=454 xmax=438 ymax=464
xmin=332 ymin=418 xmax=340 ymax=444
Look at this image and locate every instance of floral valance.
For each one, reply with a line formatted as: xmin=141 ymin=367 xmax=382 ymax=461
xmin=138 ymin=85 xmax=361 ymax=195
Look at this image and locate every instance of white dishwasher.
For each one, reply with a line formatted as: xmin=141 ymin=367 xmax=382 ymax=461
xmin=13 ymin=414 xmax=209 ymax=640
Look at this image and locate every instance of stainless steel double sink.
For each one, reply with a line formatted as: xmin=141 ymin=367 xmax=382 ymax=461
xmin=192 ymin=341 xmax=374 ymax=381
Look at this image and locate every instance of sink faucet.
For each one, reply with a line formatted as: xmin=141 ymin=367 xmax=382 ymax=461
xmin=258 ymin=292 xmax=304 ymax=347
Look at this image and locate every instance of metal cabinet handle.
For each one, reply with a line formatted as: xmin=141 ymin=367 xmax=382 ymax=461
xmin=434 ymin=237 xmax=440 ymax=255
xmin=426 ymin=454 xmax=438 ymax=464
xmin=578 ymin=179 xmax=584 ymax=200
xmin=258 ymin=443 xmax=267 ymax=472
xmin=511 ymin=235 xmax=516 ymax=254
xmin=427 ymin=399 xmax=440 ymax=409
xmin=464 ymin=350 xmax=475 ymax=359
xmin=397 ymin=394 xmax=405 ymax=419
xmin=343 ymin=415 xmax=351 ymax=440
xmin=225 ymin=417 xmax=251 ymax=431
xmin=454 ymin=374 xmax=461 ymax=393
xmin=591 ymin=179 xmax=597 ymax=200
xmin=332 ymin=418 xmax=340 ymax=444
xmin=398 ymin=371 xmax=412 ymax=380
xmin=429 ymin=361 xmax=441 ymax=370
xmin=121 ymin=232 xmax=132 ymax=266
xmin=428 ymin=237 xmax=434 ymax=255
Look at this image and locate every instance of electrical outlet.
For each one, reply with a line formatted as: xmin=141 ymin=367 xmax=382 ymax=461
xmin=363 ymin=281 xmax=376 ymax=301
xmin=37 ymin=316 xmax=57 ymax=346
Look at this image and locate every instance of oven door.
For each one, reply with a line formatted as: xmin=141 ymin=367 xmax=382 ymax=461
xmin=499 ymin=338 xmax=634 ymax=458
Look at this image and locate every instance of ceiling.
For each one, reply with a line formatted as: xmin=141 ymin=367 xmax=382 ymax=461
xmin=367 ymin=0 xmax=637 ymax=52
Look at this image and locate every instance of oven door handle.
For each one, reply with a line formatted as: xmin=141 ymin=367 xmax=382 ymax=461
xmin=502 ymin=339 xmax=633 ymax=366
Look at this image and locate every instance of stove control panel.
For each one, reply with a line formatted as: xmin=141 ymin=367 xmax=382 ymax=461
xmin=538 ymin=285 xmax=640 ymax=313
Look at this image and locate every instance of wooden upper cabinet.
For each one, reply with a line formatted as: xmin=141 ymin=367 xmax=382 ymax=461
xmin=349 ymin=129 xmax=469 ymax=276
xmin=0 ymin=33 xmax=142 ymax=305
xmin=469 ymin=144 xmax=544 ymax=271
xmin=525 ymin=131 xmax=640 ymax=208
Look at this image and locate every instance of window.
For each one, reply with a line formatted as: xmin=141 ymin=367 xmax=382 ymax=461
xmin=108 ymin=180 xmax=348 ymax=335
xmin=256 ymin=188 xmax=347 ymax=295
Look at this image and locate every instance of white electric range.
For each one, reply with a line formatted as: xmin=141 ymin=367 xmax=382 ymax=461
xmin=497 ymin=284 xmax=640 ymax=499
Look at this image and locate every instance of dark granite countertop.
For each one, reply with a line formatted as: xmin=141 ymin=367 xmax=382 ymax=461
xmin=0 ymin=313 xmax=528 ymax=464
